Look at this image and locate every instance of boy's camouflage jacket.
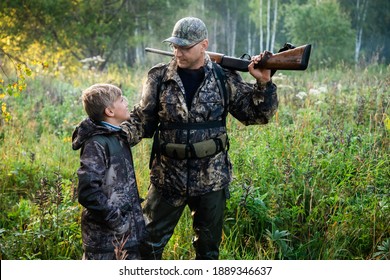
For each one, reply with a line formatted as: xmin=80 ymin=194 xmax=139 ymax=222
xmin=121 ymin=55 xmax=278 ymax=207
xmin=72 ymin=118 xmax=145 ymax=256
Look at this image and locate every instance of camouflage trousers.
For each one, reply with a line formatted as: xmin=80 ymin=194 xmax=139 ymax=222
xmin=140 ymin=185 xmax=226 ymax=260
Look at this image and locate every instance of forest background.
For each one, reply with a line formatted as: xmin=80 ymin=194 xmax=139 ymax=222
xmin=0 ymin=0 xmax=389 ymax=260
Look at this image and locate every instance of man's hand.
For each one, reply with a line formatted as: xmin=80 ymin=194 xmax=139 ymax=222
xmin=248 ymin=51 xmax=272 ymax=85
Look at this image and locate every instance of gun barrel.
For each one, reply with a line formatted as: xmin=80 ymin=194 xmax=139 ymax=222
xmin=145 ymin=47 xmax=173 ymax=57
xmin=145 ymin=47 xmax=223 ymax=58
xmin=145 ymin=44 xmax=311 ymax=72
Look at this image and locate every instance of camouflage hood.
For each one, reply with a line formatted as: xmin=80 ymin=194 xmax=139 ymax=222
xmin=72 ymin=118 xmax=115 ymax=151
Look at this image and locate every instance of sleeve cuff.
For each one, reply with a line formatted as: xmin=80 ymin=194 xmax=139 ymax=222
xmin=256 ymin=80 xmax=273 ymax=91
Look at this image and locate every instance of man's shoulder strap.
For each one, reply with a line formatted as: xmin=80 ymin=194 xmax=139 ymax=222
xmin=212 ymin=62 xmax=228 ymax=119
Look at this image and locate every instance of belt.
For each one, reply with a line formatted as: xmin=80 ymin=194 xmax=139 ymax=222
xmin=160 ymin=133 xmax=228 ymax=160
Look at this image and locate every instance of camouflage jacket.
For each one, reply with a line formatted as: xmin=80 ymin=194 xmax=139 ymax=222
xmin=122 ymin=55 xmax=278 ymax=207
xmin=72 ymin=118 xmax=145 ymax=255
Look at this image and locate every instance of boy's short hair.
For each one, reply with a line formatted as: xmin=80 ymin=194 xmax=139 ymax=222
xmin=82 ymin=84 xmax=122 ymax=121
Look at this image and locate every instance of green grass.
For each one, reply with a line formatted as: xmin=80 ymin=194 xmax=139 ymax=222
xmin=0 ymin=64 xmax=389 ymax=260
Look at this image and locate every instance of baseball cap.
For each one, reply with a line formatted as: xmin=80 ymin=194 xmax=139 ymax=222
xmin=163 ymin=17 xmax=208 ymax=47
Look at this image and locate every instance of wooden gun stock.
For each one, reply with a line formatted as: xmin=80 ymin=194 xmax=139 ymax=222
xmin=145 ymin=44 xmax=312 ymax=72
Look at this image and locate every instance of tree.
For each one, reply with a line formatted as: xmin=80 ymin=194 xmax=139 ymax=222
xmin=0 ymin=0 xmax=189 ymax=71
xmin=203 ymin=0 xmax=242 ymax=55
xmin=283 ymin=0 xmax=355 ymax=68
xmin=1 ymin=0 xmax=388 ymax=71
xmin=353 ymin=0 xmax=368 ymax=64
xmin=340 ymin=0 xmax=390 ymax=65
xmin=270 ymin=0 xmax=279 ymax=52
xmin=249 ymin=0 xmax=279 ymax=53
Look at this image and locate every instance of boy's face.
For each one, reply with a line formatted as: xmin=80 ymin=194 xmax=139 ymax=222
xmin=108 ymin=95 xmax=130 ymax=125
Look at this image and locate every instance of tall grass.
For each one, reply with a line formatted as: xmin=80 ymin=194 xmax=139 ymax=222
xmin=0 ymin=64 xmax=388 ymax=259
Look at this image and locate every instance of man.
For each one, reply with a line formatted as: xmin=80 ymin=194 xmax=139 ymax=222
xmin=122 ymin=17 xmax=278 ymax=259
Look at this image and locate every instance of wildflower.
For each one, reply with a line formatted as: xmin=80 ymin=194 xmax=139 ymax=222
xmin=1 ymin=101 xmax=11 ymax=122
xmin=318 ymin=86 xmax=328 ymax=93
xmin=296 ymin=91 xmax=307 ymax=100
xmin=63 ymin=136 xmax=72 ymax=143
xmin=1 ymin=102 xmax=7 ymax=113
xmin=309 ymin=88 xmax=320 ymax=95
xmin=384 ymin=114 xmax=390 ymax=132
xmin=24 ymin=67 xmax=32 ymax=76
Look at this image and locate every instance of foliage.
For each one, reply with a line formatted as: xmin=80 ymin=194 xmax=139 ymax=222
xmin=0 ymin=55 xmax=32 ymax=124
xmin=340 ymin=0 xmax=390 ymax=64
xmin=1 ymin=0 xmax=389 ymax=261
xmin=220 ymin=65 xmax=389 ymax=259
xmin=0 ymin=126 xmax=82 ymax=259
xmin=0 ymin=0 xmax=190 ymax=70
xmin=373 ymin=238 xmax=390 ymax=260
xmin=283 ymin=0 xmax=355 ymax=68
xmin=0 ymin=61 xmax=389 ymax=260
xmin=1 ymin=0 xmax=389 ymax=71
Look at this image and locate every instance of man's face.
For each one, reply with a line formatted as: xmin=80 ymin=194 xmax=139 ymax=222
xmin=171 ymin=39 xmax=208 ymax=69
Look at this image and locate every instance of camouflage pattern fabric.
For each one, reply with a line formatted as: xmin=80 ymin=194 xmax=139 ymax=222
xmin=72 ymin=118 xmax=146 ymax=260
xmin=82 ymin=250 xmax=141 ymax=260
xmin=163 ymin=17 xmax=208 ymax=46
xmin=121 ymin=54 xmax=278 ymax=207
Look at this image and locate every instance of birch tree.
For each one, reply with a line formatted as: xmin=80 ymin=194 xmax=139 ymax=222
xmin=251 ymin=0 xmax=278 ymax=52
xmin=270 ymin=0 xmax=278 ymax=52
xmin=259 ymin=0 xmax=264 ymax=51
xmin=354 ymin=0 xmax=368 ymax=63
xmin=266 ymin=0 xmax=271 ymax=50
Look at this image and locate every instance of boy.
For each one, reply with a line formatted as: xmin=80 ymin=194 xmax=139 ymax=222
xmin=72 ymin=83 xmax=145 ymax=260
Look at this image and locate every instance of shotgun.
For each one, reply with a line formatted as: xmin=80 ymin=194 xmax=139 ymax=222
xmin=145 ymin=43 xmax=311 ymax=72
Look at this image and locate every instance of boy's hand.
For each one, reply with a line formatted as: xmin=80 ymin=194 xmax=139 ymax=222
xmin=106 ymin=208 xmax=129 ymax=234
xmin=115 ymin=222 xmax=129 ymax=235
